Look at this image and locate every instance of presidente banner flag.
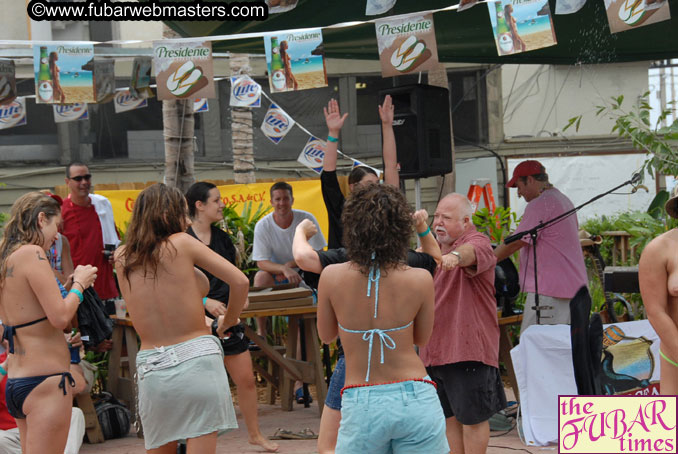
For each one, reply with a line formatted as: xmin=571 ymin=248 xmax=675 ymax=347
xmin=0 ymin=98 xmax=27 ymax=130
xmin=153 ymin=41 xmax=215 ymax=100
xmin=94 ymin=60 xmax=115 ymax=104
xmin=264 ymin=29 xmax=327 ymax=93
xmin=229 ymin=75 xmax=262 ymax=108
xmin=261 ymin=103 xmax=295 ymax=144
xmin=487 ymin=0 xmax=557 ymax=56
xmin=0 ymin=59 xmax=17 ymax=106
xmin=53 ymin=103 xmax=88 ymax=123
xmin=297 ymin=136 xmax=326 ymax=174
xmin=113 ymin=90 xmax=148 ymax=113
xmin=33 ymin=44 xmax=95 ymax=104
xmin=375 ymin=13 xmax=439 ymax=77
xmin=97 ymin=179 xmax=329 ymax=241
xmin=604 ymin=0 xmax=670 ymax=33
xmin=130 ymin=57 xmax=153 ymax=99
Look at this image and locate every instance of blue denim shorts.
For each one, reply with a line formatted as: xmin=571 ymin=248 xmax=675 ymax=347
xmin=324 ymin=356 xmax=346 ymax=410
xmin=336 ymin=378 xmax=449 ymax=454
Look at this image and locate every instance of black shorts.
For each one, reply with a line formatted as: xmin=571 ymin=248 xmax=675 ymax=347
xmin=426 ymin=361 xmax=507 ymax=425
xmin=219 ymin=322 xmax=250 ymax=356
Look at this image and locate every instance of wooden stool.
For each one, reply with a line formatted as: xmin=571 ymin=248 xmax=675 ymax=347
xmin=250 ymin=345 xmax=286 ymax=404
xmin=74 ymin=391 xmax=104 ymax=444
xmin=602 ymin=231 xmax=634 ymax=265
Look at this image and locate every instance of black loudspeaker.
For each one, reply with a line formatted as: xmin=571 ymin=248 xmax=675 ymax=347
xmin=380 ymin=84 xmax=453 ymax=179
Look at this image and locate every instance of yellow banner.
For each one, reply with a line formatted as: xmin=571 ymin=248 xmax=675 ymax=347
xmin=97 ymin=180 xmax=329 ymax=241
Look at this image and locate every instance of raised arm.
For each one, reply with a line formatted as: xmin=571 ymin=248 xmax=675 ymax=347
xmin=323 ymin=99 xmax=348 ymax=172
xmin=293 ymin=219 xmax=323 ymax=274
xmin=379 ymin=95 xmax=398 ymax=187
xmin=412 ymin=209 xmax=441 ymax=265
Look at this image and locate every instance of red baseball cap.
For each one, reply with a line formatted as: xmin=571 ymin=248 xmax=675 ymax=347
xmin=506 ymin=160 xmax=546 ymax=188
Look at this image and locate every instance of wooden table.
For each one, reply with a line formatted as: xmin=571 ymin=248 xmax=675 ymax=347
xmin=107 ymin=314 xmax=142 ymax=435
xmin=498 ymin=314 xmax=523 ymax=402
xmin=240 ymin=303 xmax=327 ymax=416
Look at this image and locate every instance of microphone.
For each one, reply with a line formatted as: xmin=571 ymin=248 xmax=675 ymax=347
xmin=631 ymin=173 xmax=642 ymax=185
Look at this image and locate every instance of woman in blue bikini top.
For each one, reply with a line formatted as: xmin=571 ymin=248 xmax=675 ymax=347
xmin=0 ymin=192 xmax=97 ymax=452
xmin=317 ymin=183 xmax=435 ymax=386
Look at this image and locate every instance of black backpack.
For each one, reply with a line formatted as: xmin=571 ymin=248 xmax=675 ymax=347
xmin=93 ymin=392 xmax=131 ymax=440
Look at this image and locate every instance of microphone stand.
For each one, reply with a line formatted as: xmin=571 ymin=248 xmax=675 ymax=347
xmin=503 ymin=174 xmax=641 ymax=324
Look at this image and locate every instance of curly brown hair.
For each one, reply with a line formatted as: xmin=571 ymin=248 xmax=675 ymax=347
xmin=0 ymin=192 xmax=60 ymax=286
xmin=120 ymin=183 xmax=187 ymax=282
xmin=341 ymin=183 xmax=412 ymax=275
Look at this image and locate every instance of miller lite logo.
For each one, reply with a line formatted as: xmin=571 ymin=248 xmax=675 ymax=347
xmin=114 ymin=90 xmax=148 ymax=113
xmin=229 ymin=75 xmax=261 ymax=108
xmin=194 ymin=98 xmax=208 ymax=112
xmin=53 ymin=103 xmax=88 ymax=123
xmin=0 ymin=98 xmax=27 ymax=130
xmin=297 ymin=136 xmax=326 ymax=174
xmin=261 ymin=103 xmax=295 ymax=144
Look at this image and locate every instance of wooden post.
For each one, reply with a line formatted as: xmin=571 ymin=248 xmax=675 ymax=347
xmin=230 ymin=54 xmax=256 ymax=184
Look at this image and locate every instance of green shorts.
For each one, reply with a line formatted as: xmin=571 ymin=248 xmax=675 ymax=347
xmin=136 ymin=335 xmax=238 ymax=450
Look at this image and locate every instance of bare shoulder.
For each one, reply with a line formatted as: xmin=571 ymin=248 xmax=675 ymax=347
xmin=323 ymin=262 xmax=351 ymax=277
xmin=400 ymin=266 xmax=433 ymax=286
xmin=11 ymin=244 xmax=46 ymax=262
xmin=643 ymin=230 xmax=678 ymax=259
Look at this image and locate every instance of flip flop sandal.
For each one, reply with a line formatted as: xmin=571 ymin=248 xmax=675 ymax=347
xmin=296 ymin=428 xmax=318 ymax=439
xmin=270 ymin=428 xmax=295 ymax=440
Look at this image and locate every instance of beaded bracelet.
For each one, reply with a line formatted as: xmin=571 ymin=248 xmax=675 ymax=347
xmin=69 ymin=288 xmax=83 ymax=303
xmin=417 ymin=226 xmax=431 ymax=238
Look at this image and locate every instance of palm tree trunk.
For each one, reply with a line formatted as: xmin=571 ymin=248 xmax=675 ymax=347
xmin=162 ymin=98 xmax=195 ymax=192
xmin=230 ymin=54 xmax=256 ymax=184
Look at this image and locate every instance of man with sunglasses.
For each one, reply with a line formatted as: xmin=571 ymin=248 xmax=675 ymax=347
xmin=61 ymin=162 xmax=119 ymax=315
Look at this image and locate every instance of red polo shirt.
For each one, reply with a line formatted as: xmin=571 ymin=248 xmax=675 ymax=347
xmin=420 ymin=226 xmax=500 ymax=368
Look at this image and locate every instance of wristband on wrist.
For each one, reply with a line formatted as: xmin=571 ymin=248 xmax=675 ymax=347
xmin=417 ymin=226 xmax=431 ymax=238
xmin=0 ymin=365 xmax=6 ymax=376
xmin=73 ymin=281 xmax=84 ymax=291
xmin=202 ymin=297 xmax=207 ymax=306
xmin=69 ymin=288 xmax=83 ymax=303
xmin=327 ymin=135 xmax=339 ymax=143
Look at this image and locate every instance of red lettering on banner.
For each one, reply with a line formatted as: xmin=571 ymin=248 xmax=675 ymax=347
xmin=125 ymin=197 xmax=135 ymax=212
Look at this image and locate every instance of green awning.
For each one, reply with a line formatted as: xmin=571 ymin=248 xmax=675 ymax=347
xmin=161 ymin=0 xmax=678 ymax=64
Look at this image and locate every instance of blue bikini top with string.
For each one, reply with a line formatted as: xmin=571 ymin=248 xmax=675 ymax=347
xmin=338 ymin=262 xmax=413 ymax=382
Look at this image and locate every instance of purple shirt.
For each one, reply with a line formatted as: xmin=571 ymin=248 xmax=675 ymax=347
xmin=516 ymin=188 xmax=587 ymax=299
xmin=420 ymin=226 xmax=499 ymax=368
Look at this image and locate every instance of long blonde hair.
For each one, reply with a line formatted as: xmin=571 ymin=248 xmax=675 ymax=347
xmin=0 ymin=192 xmax=60 ymax=285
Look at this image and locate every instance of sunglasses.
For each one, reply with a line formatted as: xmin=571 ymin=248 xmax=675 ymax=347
xmin=69 ymin=174 xmax=92 ymax=182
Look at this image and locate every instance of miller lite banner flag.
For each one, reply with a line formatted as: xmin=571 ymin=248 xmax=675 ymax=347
xmin=153 ymin=41 xmax=215 ymax=100
xmin=194 ymin=98 xmax=209 ymax=112
xmin=0 ymin=97 xmax=27 ymax=130
xmin=229 ymin=75 xmax=261 ymax=108
xmin=53 ymin=103 xmax=88 ymax=123
xmin=297 ymin=136 xmax=326 ymax=174
xmin=113 ymin=90 xmax=148 ymax=113
xmin=0 ymin=59 xmax=17 ymax=106
xmin=375 ymin=14 xmax=439 ymax=78
xmin=261 ymin=103 xmax=295 ymax=144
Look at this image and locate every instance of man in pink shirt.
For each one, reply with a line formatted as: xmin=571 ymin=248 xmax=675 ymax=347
xmin=495 ymin=160 xmax=588 ymax=333
xmin=421 ymin=193 xmax=506 ymax=454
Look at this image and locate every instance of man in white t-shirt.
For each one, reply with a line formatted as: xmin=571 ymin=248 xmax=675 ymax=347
xmin=252 ymin=181 xmax=326 ymax=287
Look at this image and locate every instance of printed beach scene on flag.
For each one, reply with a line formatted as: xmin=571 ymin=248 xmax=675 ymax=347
xmin=604 ymin=0 xmax=670 ymax=33
xmin=375 ymin=13 xmax=439 ymax=78
xmin=0 ymin=59 xmax=16 ymax=106
xmin=487 ymin=0 xmax=557 ymax=56
xmin=264 ymin=29 xmax=327 ymax=92
xmin=33 ymin=44 xmax=95 ymax=104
